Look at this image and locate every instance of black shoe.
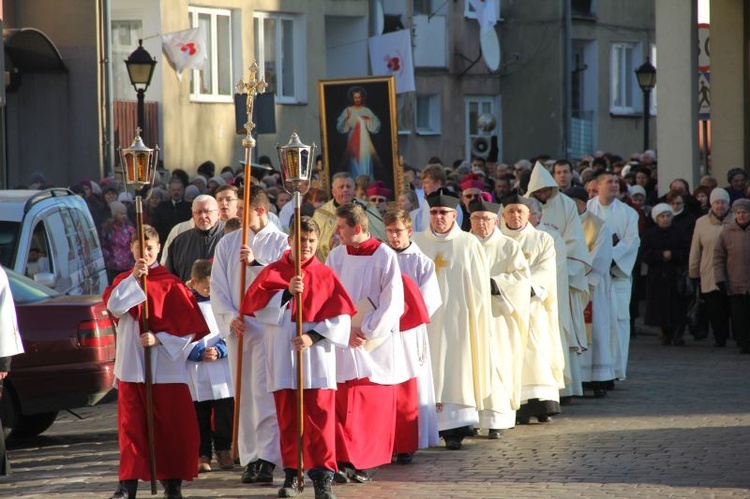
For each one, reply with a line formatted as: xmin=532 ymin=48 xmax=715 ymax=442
xmin=537 ymin=415 xmax=551 ymax=423
xmin=593 ymin=388 xmax=607 ymax=398
xmin=310 ymin=469 xmax=336 ymax=499
xmin=605 ymin=380 xmax=616 ymax=390
xmin=348 ymin=467 xmax=376 ymax=483
xmin=161 ymin=479 xmax=182 ymax=499
xmin=559 ymin=396 xmax=573 ymax=406
xmin=333 ymin=462 xmax=350 ymax=484
xmin=109 ymin=480 xmax=138 ymax=499
xmin=516 ymin=416 xmax=530 ymax=425
xmin=278 ymin=468 xmax=302 ymax=497
xmin=487 ymin=429 xmax=501 ymax=440
xmin=241 ymin=460 xmax=260 ymax=483
xmin=395 ymin=453 xmax=413 ymax=464
xmin=256 ymin=459 xmax=276 ymax=484
xmin=444 ymin=437 xmax=462 ymax=450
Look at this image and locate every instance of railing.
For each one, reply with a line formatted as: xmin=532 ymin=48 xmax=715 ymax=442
xmin=113 ymin=101 xmax=160 ymax=164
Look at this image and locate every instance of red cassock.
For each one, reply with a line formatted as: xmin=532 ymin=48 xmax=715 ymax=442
xmin=242 ymin=251 xmax=357 ymax=471
xmin=104 ymin=266 xmax=209 ymax=481
xmin=393 ymin=273 xmax=430 ymax=455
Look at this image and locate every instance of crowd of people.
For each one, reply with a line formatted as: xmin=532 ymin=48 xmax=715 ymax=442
xmin=10 ymin=150 xmax=750 ymax=499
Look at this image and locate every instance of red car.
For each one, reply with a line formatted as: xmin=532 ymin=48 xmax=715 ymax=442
xmin=0 ymin=267 xmax=115 ymax=439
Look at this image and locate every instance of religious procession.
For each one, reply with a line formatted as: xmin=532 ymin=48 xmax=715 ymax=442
xmin=92 ymin=130 xmax=652 ymax=499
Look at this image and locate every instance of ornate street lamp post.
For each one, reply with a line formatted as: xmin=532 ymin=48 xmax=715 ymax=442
xmin=634 ymin=59 xmax=657 ymax=151
xmin=125 ymin=39 xmax=157 ymax=137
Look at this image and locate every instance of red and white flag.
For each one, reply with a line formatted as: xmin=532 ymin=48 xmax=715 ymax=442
xmin=162 ymin=27 xmax=207 ymax=81
xmin=369 ymin=30 xmax=415 ymax=94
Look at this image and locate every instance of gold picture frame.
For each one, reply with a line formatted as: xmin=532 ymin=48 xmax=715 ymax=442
xmin=318 ymin=75 xmax=403 ymax=200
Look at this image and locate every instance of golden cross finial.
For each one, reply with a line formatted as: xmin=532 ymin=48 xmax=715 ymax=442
xmin=236 ymin=61 xmax=268 ymax=137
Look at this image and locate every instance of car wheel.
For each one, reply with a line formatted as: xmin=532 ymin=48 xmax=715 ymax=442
xmin=11 ymin=411 xmax=59 ymax=439
xmin=0 ymin=384 xmax=20 ymax=440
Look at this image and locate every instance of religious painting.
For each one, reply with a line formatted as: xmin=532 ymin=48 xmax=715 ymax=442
xmin=318 ymin=76 xmax=402 ymax=199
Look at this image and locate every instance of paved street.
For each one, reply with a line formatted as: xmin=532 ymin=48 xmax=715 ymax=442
xmin=2 ymin=331 xmax=749 ymax=498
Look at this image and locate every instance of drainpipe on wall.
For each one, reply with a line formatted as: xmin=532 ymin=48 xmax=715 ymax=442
xmin=100 ymin=0 xmax=114 ymax=179
xmin=562 ymin=0 xmax=572 ymax=159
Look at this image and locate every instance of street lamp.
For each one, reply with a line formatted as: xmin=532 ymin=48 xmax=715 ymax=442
xmin=124 ymin=39 xmax=157 ymax=137
xmin=634 ymin=58 xmax=657 ymax=151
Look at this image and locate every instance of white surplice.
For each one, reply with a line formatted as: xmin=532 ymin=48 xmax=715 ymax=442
xmin=578 ymin=210 xmax=617 ymax=383
xmin=0 ymin=266 xmax=24 ymax=359
xmin=210 ymin=223 xmax=289 ymax=466
xmin=106 ymin=274 xmax=195 ymax=385
xmin=475 ymin=229 xmax=531 ymax=430
xmin=395 ymin=242 xmax=442 ymax=448
xmin=499 ymin=222 xmax=565 ymax=405
xmin=186 ymin=301 xmax=233 ymax=402
xmin=586 ymin=197 xmax=640 ymax=379
xmin=325 ymin=242 xmax=405 ymax=385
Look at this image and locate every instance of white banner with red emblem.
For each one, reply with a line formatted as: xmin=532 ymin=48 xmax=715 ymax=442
xmin=162 ymin=27 xmax=207 ymax=81
xmin=368 ymin=30 xmax=415 ymax=94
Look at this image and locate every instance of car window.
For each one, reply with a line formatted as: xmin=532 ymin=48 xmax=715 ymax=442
xmin=26 ymin=221 xmax=53 ymax=278
xmin=0 ymin=221 xmax=21 ymax=269
xmin=2 ymin=265 xmax=58 ymax=304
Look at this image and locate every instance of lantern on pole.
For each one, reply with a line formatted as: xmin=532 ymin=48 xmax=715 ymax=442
xmin=119 ymin=127 xmax=159 ymax=495
xmin=276 ymin=131 xmax=315 ymax=490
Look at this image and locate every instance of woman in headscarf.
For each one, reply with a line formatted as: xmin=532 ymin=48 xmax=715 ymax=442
xmin=641 ymin=203 xmax=692 ymax=346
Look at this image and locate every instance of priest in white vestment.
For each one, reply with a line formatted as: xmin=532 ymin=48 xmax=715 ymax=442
xmin=499 ymin=192 xmax=565 ymax=424
xmin=524 ymin=162 xmax=591 ymax=398
xmin=566 ymin=187 xmax=617 ymax=396
xmin=587 ymin=171 xmax=640 ymax=380
xmin=468 ymin=198 xmax=531 ymax=436
xmin=210 ymin=186 xmax=289 ymax=483
xmin=412 ymin=188 xmax=492 ymax=449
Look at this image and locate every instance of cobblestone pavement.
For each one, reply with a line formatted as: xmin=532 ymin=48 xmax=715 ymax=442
xmin=2 ymin=331 xmax=749 ymax=498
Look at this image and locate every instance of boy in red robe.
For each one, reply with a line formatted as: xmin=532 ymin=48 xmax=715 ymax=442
xmin=241 ymin=217 xmax=356 ymax=499
xmin=103 ymin=225 xmax=209 ymax=499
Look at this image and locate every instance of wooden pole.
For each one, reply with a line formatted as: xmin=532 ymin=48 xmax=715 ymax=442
xmin=293 ymin=192 xmax=304 ymax=489
xmin=231 ymin=63 xmax=267 ymax=462
xmin=135 ymin=196 xmax=158 ymax=495
xmin=231 ymin=153 xmax=251 ymax=462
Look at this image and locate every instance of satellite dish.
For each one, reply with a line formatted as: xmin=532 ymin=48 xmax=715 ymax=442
xmin=480 ymin=29 xmax=500 ymax=72
xmin=371 ymin=0 xmax=384 ymax=36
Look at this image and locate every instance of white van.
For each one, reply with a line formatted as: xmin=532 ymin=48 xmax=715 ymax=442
xmin=0 ymin=188 xmax=108 ymax=295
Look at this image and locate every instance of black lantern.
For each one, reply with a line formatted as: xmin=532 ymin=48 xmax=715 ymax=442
xmin=124 ymin=39 xmax=157 ymax=135
xmin=634 ymin=59 xmax=657 ymax=151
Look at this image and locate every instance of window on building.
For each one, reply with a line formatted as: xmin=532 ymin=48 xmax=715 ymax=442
xmin=189 ymin=6 xmax=234 ymax=101
xmin=610 ymin=42 xmax=642 ymax=115
xmin=416 ymin=94 xmax=441 ymax=135
xmin=111 ymin=20 xmax=143 ymax=101
xmin=397 ymin=94 xmax=413 ymax=134
xmin=254 ymin=12 xmax=307 ymax=104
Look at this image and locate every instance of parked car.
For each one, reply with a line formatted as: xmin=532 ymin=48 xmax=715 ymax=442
xmin=0 ymin=188 xmax=108 ymax=295
xmin=0 ymin=266 xmax=115 ymax=439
